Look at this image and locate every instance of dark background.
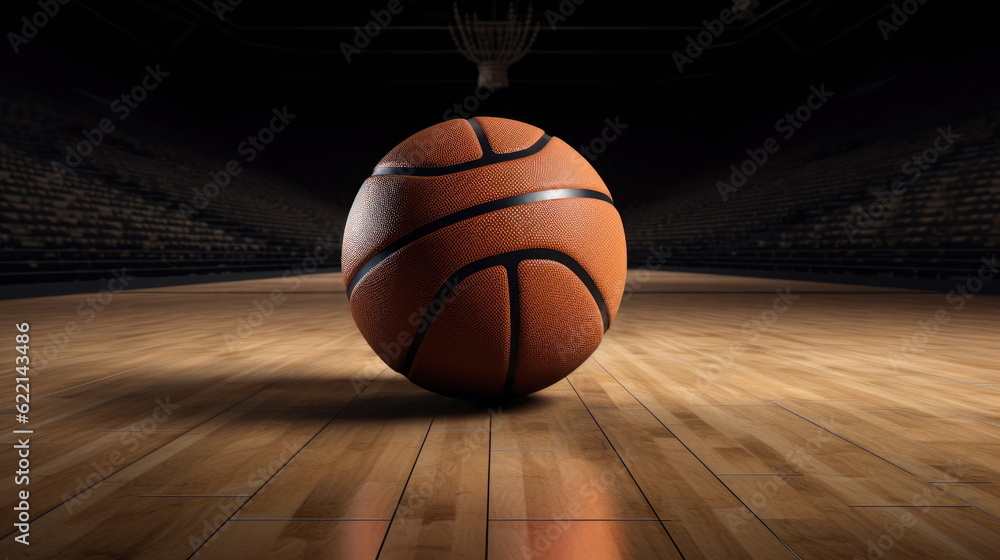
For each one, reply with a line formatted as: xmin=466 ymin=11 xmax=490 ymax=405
xmin=2 ymin=0 xmax=999 ymax=288
xmin=9 ymin=0 xmax=997 ymax=201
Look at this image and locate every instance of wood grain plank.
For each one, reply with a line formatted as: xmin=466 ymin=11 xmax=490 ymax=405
xmin=197 ymin=520 xmax=387 ymax=560
xmin=237 ymin=387 xmax=441 ymax=520
xmin=379 ymin=428 xmax=490 ymax=560
xmin=488 ymin=520 xmax=683 ymax=560
xmin=1 ymin=271 xmax=998 ymax=559
xmin=489 ymin=384 xmax=654 ymax=521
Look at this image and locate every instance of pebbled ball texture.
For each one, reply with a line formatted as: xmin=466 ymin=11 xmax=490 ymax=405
xmin=342 ymin=117 xmax=627 ymax=398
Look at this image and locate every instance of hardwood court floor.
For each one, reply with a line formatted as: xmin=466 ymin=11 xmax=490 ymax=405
xmin=0 ymin=270 xmax=998 ymax=559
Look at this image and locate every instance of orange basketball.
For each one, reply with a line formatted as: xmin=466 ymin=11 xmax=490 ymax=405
xmin=342 ymin=117 xmax=627 ymax=398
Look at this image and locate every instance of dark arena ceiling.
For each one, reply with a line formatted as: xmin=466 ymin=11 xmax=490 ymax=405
xmin=5 ymin=0 xmax=999 ymax=201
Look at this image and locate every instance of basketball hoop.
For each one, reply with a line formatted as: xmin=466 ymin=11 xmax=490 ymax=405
xmin=449 ymin=2 xmax=539 ymax=89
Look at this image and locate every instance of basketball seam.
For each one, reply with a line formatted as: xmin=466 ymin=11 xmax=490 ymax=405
xmin=345 ymin=188 xmax=616 ymax=298
xmin=370 ymin=134 xmax=551 ymax=177
xmin=399 ymin=249 xmax=609 ymax=387
xmin=467 ymin=117 xmax=494 ymax=156
xmin=503 ymin=263 xmax=521 ymax=396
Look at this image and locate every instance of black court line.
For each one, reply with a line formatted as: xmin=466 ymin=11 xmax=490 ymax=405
xmin=346 ymin=188 xmax=614 ymax=298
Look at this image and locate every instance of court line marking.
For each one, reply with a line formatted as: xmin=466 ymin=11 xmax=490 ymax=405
xmin=686 ymin=403 xmax=776 ymax=406
xmin=489 ymin=518 xmax=663 ymax=521
xmin=96 ymin=429 xmax=189 ymax=433
xmin=665 ymin=349 xmax=1000 ymax=521
xmin=141 ymin=495 xmax=252 ymax=498
xmin=590 ymin=356 xmax=807 ymax=560
xmin=716 ymin=473 xmax=804 ymax=476
xmin=490 ymin=449 xmax=561 ymax=451
xmin=374 ymin=408 xmax=436 ymax=559
xmin=587 ymin=407 xmax=646 ymax=410
xmin=225 ymin=408 xmax=345 ymax=412
xmin=126 ymin=291 xmax=338 ymax=294
xmin=847 ymin=505 xmax=972 ymax=508
xmin=484 ymin=406 xmax=493 ymax=560
xmin=430 ymin=428 xmax=489 ymax=431
xmin=565 ymin=375 xmax=688 ymax=560
xmin=185 ymin=368 xmax=389 ymax=559
xmin=232 ymin=518 xmax=392 ymax=521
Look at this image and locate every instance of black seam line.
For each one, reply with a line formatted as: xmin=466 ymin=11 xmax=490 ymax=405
xmin=345 ymin=188 xmax=614 ymax=298
xmin=370 ymin=133 xmax=552 ymax=177
xmin=467 ymin=117 xmax=493 ymax=155
xmin=399 ymin=248 xmax=610 ymax=377
xmin=503 ymin=264 xmax=521 ymax=396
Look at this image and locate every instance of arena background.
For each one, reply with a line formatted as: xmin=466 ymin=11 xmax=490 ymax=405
xmin=2 ymin=1 xmax=1000 ymax=559
xmin=3 ymin=0 xmax=998 ymax=293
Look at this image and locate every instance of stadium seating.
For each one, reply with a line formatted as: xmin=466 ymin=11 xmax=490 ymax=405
xmin=621 ymin=104 xmax=1000 ymax=281
xmin=0 ymin=88 xmax=347 ymax=283
xmin=2 ymin=83 xmax=997 ymax=285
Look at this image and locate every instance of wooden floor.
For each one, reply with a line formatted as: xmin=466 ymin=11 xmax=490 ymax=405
xmin=1 ymin=270 xmax=998 ymax=559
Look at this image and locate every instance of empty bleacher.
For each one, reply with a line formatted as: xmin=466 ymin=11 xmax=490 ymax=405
xmin=0 ymin=88 xmax=347 ymax=284
xmin=622 ymin=103 xmax=1000 ymax=281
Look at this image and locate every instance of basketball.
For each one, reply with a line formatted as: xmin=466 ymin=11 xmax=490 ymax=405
xmin=342 ymin=116 xmax=627 ymax=398
xmin=9 ymin=4 xmax=1000 ymax=556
